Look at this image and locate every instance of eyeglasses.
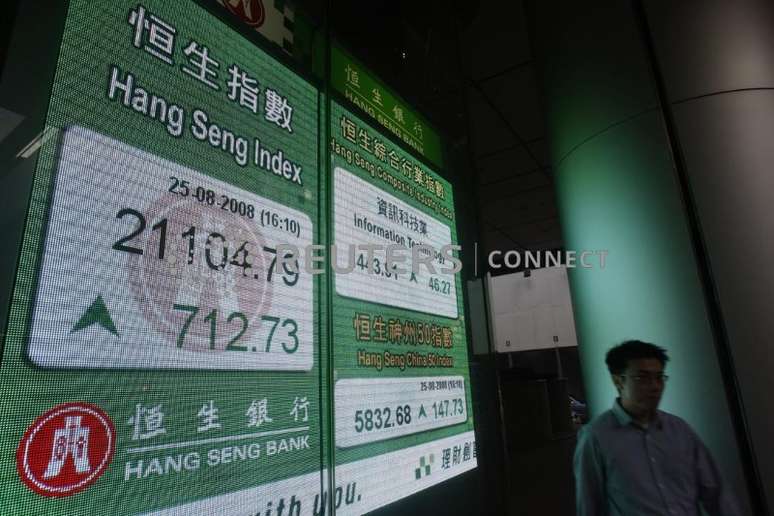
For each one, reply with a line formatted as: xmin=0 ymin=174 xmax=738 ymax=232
xmin=620 ymin=374 xmax=669 ymax=384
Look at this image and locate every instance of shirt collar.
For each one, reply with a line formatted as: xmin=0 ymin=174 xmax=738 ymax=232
xmin=612 ymin=398 xmax=663 ymax=430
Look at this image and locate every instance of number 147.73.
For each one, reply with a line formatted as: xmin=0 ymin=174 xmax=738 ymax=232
xmin=432 ymin=398 xmax=464 ymax=418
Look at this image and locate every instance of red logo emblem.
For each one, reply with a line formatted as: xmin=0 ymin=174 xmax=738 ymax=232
xmin=16 ymin=402 xmax=115 ymax=497
xmin=224 ymin=0 xmax=266 ymax=28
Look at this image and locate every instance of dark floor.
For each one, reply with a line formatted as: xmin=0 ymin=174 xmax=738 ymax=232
xmin=507 ymin=435 xmax=577 ymax=516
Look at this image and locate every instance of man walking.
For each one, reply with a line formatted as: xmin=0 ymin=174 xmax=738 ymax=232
xmin=574 ymin=340 xmax=740 ymax=515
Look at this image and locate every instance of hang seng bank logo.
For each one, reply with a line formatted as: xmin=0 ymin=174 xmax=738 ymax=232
xmin=16 ymin=402 xmax=116 ymax=497
xmin=222 ymin=0 xmax=266 ymax=28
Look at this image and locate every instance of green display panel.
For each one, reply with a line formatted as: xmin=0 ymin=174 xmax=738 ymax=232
xmin=329 ymin=101 xmax=476 ymax=512
xmin=330 ymin=45 xmax=444 ymax=169
xmin=0 ymin=1 xmax=475 ymax=514
xmin=0 ymin=2 xmax=324 ymax=514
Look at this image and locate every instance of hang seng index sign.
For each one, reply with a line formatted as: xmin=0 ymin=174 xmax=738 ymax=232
xmin=0 ymin=1 xmax=323 ymax=514
xmin=0 ymin=1 xmax=476 ymax=514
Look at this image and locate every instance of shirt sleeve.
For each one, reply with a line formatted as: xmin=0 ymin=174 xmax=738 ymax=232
xmin=574 ymin=425 xmax=608 ymax=516
xmin=693 ymin=429 xmax=742 ymax=516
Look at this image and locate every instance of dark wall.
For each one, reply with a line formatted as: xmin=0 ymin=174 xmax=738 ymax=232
xmin=528 ymin=0 xmax=763 ymax=512
xmin=645 ymin=1 xmax=774 ymax=510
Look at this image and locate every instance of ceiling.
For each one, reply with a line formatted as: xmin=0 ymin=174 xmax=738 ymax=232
xmin=326 ymin=0 xmax=564 ymax=269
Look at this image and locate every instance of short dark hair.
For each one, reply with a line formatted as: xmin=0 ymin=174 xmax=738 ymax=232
xmin=605 ymin=340 xmax=669 ymax=375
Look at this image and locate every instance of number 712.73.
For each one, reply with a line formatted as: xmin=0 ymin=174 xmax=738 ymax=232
xmin=171 ymin=305 xmax=299 ymax=354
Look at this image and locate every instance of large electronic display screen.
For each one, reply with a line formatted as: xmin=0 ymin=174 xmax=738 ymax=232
xmin=0 ymin=1 xmax=476 ymax=514
xmin=329 ymin=101 xmax=477 ymax=513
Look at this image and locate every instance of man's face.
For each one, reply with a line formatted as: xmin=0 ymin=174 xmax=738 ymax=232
xmin=613 ymin=358 xmax=666 ymax=414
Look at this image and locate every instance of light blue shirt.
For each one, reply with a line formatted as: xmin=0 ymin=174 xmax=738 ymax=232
xmin=574 ymin=399 xmax=741 ymax=516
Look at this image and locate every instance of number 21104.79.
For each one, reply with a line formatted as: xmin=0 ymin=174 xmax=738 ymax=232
xmin=112 ymin=207 xmax=299 ymax=286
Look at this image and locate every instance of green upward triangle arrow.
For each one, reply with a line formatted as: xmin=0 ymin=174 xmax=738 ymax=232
xmin=71 ymin=295 xmax=119 ymax=336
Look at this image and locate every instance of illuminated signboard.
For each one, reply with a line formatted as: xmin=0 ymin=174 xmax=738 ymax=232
xmin=329 ymin=101 xmax=476 ymax=511
xmin=0 ymin=1 xmax=475 ymax=514
xmin=330 ymin=45 xmax=444 ymax=168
